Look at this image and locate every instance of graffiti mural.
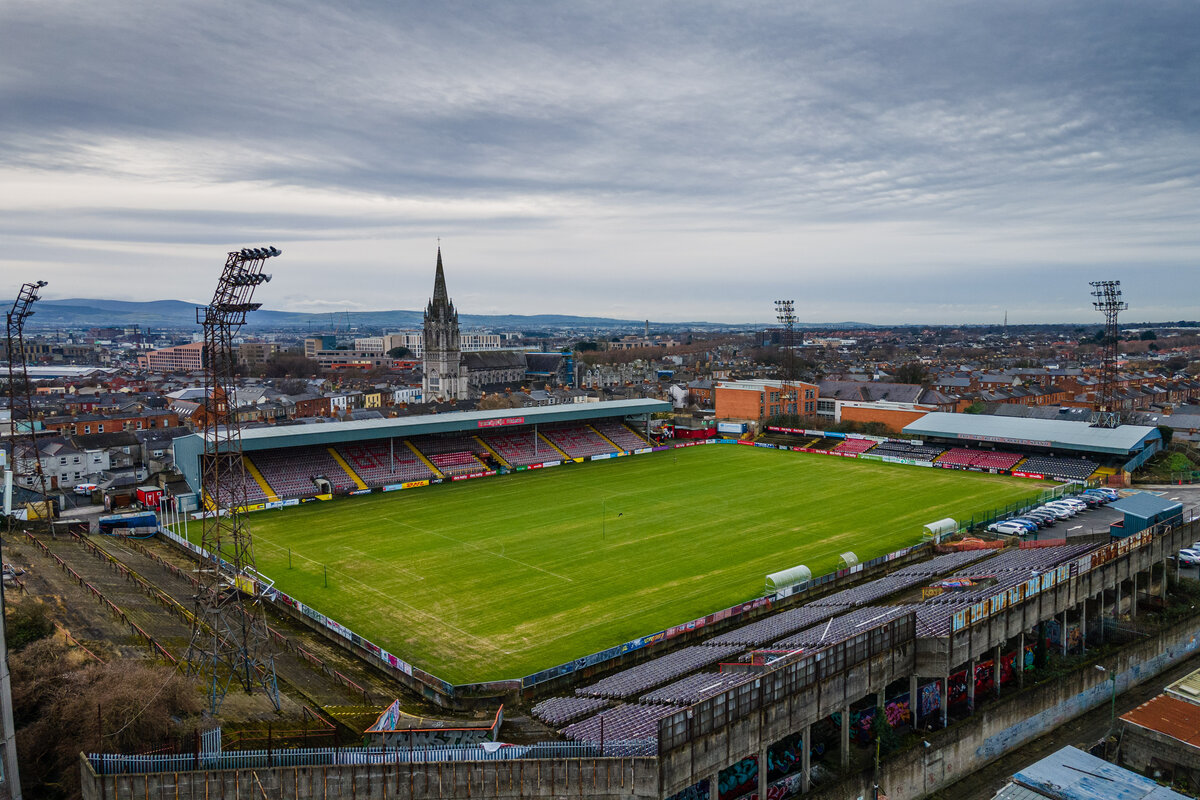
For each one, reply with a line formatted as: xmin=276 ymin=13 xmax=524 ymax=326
xmin=666 ymin=780 xmax=710 ymax=800
xmin=1024 ymin=644 xmax=1035 ymax=670
xmin=948 ymin=669 xmax=969 ymax=707
xmin=766 ymin=731 xmax=803 ymax=781
xmin=719 ymin=754 xmax=758 ymax=800
xmin=885 ymin=692 xmax=912 ymax=727
xmin=999 ymin=652 xmax=1017 ymax=686
xmin=974 ymin=659 xmax=995 ymax=697
xmin=918 ymin=681 xmax=941 ymax=719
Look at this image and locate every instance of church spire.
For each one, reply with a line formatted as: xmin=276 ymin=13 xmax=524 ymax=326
xmin=432 ymin=247 xmax=449 ymax=306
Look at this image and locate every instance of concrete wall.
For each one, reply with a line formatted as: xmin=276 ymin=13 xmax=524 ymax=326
xmin=81 ymin=757 xmax=660 ymax=800
xmin=806 ymin=614 xmax=1200 ymax=800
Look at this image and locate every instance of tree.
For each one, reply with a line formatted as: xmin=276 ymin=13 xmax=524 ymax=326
xmin=893 ymin=361 xmax=929 ymax=386
xmin=1139 ymin=330 xmax=1157 ymax=340
xmin=264 ymin=354 xmax=320 ymax=378
xmin=574 ymin=341 xmax=600 ymax=352
xmin=1157 ymin=425 xmax=1174 ymax=447
xmin=387 ymin=346 xmax=412 ymax=359
xmin=964 ymin=401 xmax=985 ymax=415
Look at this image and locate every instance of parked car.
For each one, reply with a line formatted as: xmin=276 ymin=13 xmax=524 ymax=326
xmin=1073 ymin=493 xmax=1102 ymax=507
xmin=1083 ymin=489 xmax=1112 ymax=503
xmin=1023 ymin=510 xmax=1057 ymax=526
xmin=1040 ymin=503 xmax=1076 ymax=518
xmin=1089 ymin=487 xmax=1119 ymax=500
xmin=1176 ymin=549 xmax=1200 ymax=567
xmin=988 ymin=521 xmax=1030 ymax=536
xmin=1009 ymin=517 xmax=1044 ymax=530
xmin=1053 ymin=498 xmax=1088 ymax=512
xmin=74 ymin=483 xmax=99 ymax=495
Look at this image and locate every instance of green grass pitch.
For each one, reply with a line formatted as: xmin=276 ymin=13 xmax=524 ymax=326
xmin=196 ymin=446 xmax=1043 ymax=683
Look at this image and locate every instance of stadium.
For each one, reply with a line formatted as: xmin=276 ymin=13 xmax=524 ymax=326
xmin=165 ymin=400 xmax=1162 ymax=705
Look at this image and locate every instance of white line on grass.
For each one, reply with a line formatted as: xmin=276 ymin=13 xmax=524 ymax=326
xmin=381 ymin=516 xmax=573 ymax=583
xmin=252 ymin=537 xmax=505 ymax=653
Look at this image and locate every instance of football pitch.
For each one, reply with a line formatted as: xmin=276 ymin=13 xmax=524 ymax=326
xmin=195 ymin=446 xmax=1043 ymax=683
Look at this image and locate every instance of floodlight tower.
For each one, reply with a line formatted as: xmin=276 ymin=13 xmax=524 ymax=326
xmin=185 ymin=247 xmax=282 ymax=714
xmin=775 ymin=300 xmax=797 ymax=416
xmin=5 ymin=281 xmax=49 ymax=526
xmin=1089 ymin=280 xmax=1127 ymax=429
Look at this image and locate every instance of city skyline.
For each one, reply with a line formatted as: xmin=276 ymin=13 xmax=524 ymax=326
xmin=2 ymin=2 xmax=1198 ymax=324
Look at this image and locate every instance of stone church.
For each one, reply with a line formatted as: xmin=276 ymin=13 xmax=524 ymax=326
xmin=421 ymin=250 xmax=526 ymax=401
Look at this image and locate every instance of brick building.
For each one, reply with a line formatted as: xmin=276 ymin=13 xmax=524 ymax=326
xmin=42 ymin=411 xmax=180 ymax=436
xmin=714 ymin=379 xmax=818 ymax=420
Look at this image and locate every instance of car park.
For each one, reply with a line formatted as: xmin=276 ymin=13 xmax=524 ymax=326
xmin=1083 ymin=490 xmax=1112 ymax=503
xmin=1074 ymin=493 xmax=1102 ymax=507
xmin=1023 ymin=510 xmax=1057 ymax=526
xmin=1055 ymin=498 xmax=1088 ymax=512
xmin=1089 ymin=488 xmax=1119 ymax=500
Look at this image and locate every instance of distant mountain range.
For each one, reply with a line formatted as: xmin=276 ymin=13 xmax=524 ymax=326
xmin=16 ymin=298 xmax=878 ymax=332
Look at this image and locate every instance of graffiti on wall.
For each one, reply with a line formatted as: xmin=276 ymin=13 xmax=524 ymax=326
xmin=919 ymin=681 xmax=942 ymax=719
xmin=974 ymin=659 xmax=995 ymax=697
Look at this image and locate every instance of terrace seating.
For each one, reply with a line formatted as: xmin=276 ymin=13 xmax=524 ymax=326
xmin=408 ymin=435 xmax=491 ymax=476
xmin=480 ymin=430 xmax=554 ymax=466
xmin=531 ymin=696 xmax=610 ymax=727
xmin=428 ymin=451 xmax=487 ymax=476
xmin=1014 ymin=455 xmax=1099 ymax=481
xmin=592 ymin=420 xmax=651 ymax=452
xmin=212 ymin=460 xmax=270 ymax=507
xmin=560 ymin=703 xmax=678 ymax=743
xmin=253 ymin=446 xmax=359 ymax=497
xmin=935 ymin=447 xmax=1023 ymax=471
xmin=869 ymin=440 xmax=947 ymax=461
xmin=336 ymin=441 xmax=434 ymax=486
xmin=832 ymin=437 xmax=877 ymax=455
xmin=544 ymin=424 xmax=620 ymax=459
xmin=575 ymin=644 xmax=743 ymax=699
xmin=807 ymin=437 xmax=843 ymax=451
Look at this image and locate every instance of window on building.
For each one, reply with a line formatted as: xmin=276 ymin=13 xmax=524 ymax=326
xmin=805 ymin=401 xmax=814 ymax=413
xmin=805 ymin=389 xmax=814 ymax=399
xmin=84 ymin=425 xmax=91 ymax=434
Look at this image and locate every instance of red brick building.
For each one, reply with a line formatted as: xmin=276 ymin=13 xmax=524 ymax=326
xmin=715 ymin=379 xmax=819 ymax=420
xmin=42 ymin=411 xmax=180 ymax=436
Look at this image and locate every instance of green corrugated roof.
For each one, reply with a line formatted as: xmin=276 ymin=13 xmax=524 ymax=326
xmin=208 ymin=399 xmax=667 ymax=454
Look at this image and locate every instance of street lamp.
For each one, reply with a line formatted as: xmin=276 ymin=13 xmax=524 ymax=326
xmin=1095 ymin=665 xmax=1116 ymax=738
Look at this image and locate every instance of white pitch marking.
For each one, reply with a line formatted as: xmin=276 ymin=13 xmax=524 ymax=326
xmin=381 ymin=516 xmax=573 ymax=582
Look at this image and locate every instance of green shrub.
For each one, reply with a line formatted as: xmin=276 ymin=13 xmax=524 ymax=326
xmin=5 ymin=602 xmax=54 ymax=652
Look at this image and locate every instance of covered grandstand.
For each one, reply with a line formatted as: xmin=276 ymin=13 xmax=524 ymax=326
xmin=901 ymin=412 xmax=1161 ymax=477
xmin=172 ymin=399 xmax=668 ymax=503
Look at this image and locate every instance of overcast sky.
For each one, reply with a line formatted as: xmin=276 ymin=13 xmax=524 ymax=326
xmin=2 ymin=2 xmax=1197 ymax=325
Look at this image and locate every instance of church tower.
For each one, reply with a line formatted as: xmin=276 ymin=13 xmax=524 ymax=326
xmin=422 ymin=248 xmax=467 ymax=401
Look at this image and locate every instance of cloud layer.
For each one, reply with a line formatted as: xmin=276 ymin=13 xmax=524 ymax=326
xmin=2 ymin=1 xmax=1197 ymax=323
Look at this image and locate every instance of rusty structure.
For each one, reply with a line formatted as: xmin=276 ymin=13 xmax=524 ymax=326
xmin=5 ymin=281 xmax=49 ymax=526
xmin=1089 ymin=280 xmax=1127 ymax=429
xmin=184 ymin=247 xmax=281 ymax=713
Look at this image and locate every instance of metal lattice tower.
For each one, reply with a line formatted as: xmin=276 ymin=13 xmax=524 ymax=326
xmin=184 ymin=247 xmax=281 ymax=714
xmin=5 ymin=281 xmax=50 ymax=526
xmin=775 ymin=300 xmax=797 ymax=415
xmin=1089 ymin=280 xmax=1127 ymax=429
